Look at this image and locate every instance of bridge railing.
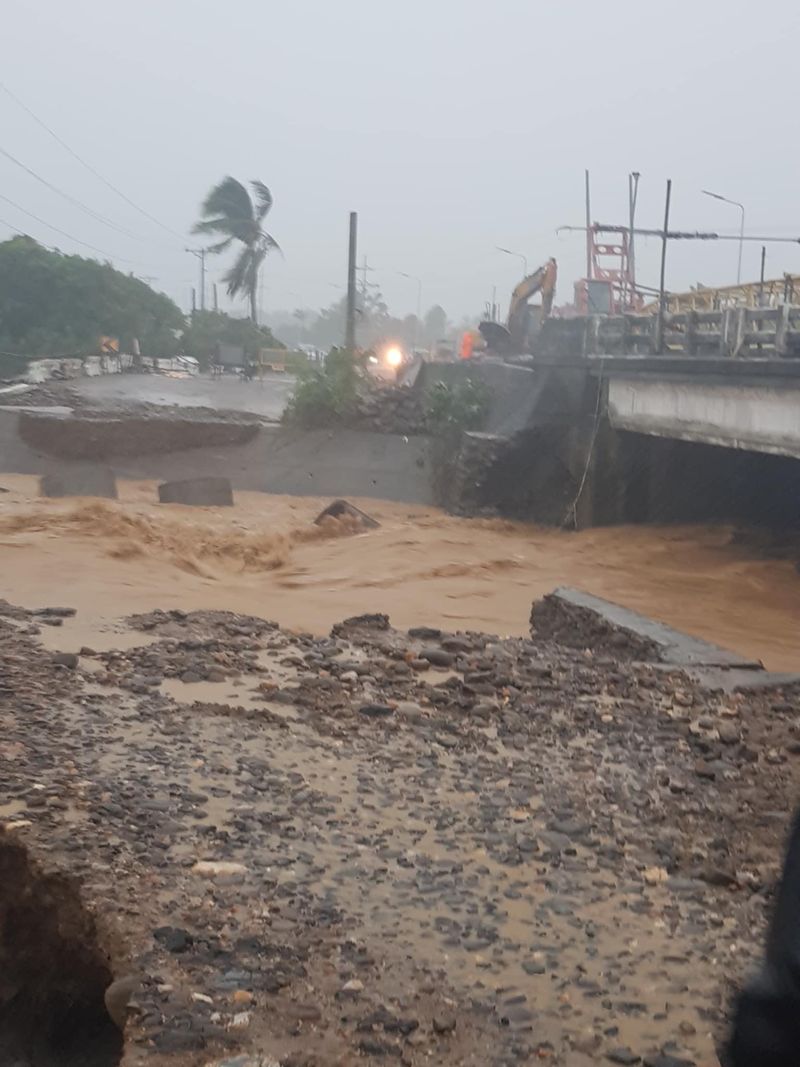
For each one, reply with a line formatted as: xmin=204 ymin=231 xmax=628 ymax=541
xmin=540 ymin=306 xmax=800 ymax=359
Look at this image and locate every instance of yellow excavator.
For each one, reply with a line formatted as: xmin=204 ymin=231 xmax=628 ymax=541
xmin=479 ymin=258 xmax=557 ymax=355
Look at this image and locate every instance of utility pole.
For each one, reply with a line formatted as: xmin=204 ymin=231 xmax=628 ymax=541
xmin=758 ymin=245 xmax=767 ymax=351
xmin=213 ymin=283 xmax=219 ymax=312
xmin=186 ymin=248 xmax=207 ymax=311
xmin=628 ymin=171 xmax=640 ymax=299
xmin=656 ymin=179 xmax=673 ymax=354
xmin=345 ymin=212 xmax=358 ymax=354
xmin=584 ymin=169 xmax=592 ymax=280
xmin=760 ymin=245 xmax=767 ymax=298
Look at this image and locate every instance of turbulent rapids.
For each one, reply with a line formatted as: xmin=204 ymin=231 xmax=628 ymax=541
xmin=1 ymin=474 xmax=799 ymax=670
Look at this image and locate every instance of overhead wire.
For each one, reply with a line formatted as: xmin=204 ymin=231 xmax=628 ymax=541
xmin=0 ymin=192 xmax=136 ymax=261
xmin=0 ymin=81 xmax=187 ymax=242
xmin=0 ymin=144 xmax=146 ymax=241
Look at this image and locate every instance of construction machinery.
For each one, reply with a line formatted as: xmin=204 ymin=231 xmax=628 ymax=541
xmin=479 ymin=258 xmax=558 ymax=355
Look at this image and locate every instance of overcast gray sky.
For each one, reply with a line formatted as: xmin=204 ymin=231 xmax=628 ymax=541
xmin=3 ymin=0 xmax=800 ymax=323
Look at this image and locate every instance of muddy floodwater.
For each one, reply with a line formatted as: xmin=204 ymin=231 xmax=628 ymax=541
xmin=0 ymin=474 xmax=799 ymax=670
xmin=3 ymin=473 xmax=800 ymax=1066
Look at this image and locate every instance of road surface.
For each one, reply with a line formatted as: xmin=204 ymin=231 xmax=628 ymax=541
xmin=65 ymin=372 xmax=297 ymax=420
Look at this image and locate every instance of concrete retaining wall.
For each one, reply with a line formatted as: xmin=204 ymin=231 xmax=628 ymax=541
xmin=18 ymin=410 xmax=260 ymax=460
xmin=0 ymin=409 xmax=434 ymax=504
xmin=532 ymin=586 xmax=762 ymax=667
xmin=255 ymin=428 xmax=433 ymax=502
xmin=25 ymin=355 xmax=133 ymax=383
xmin=418 ymin=360 xmax=592 ymax=438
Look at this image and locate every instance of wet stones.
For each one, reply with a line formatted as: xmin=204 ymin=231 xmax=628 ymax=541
xmin=419 ymin=648 xmax=456 ymax=668
xmin=284 ymin=1002 xmax=322 ymax=1023
xmin=408 ymin=627 xmax=442 ymax=640
xmin=154 ymin=926 xmax=193 ymax=953
xmin=332 ymin=613 xmax=390 ymax=636
xmin=643 ymin=1055 xmax=696 ymax=1067
xmin=359 ymin=703 xmax=394 ymax=718
xmin=52 ymin=651 xmax=79 ymax=669
xmin=2 ymin=598 xmax=796 ymax=1066
xmin=607 ymin=1050 xmax=641 ymax=1065
xmin=717 ymin=721 xmax=741 ymax=745
xmin=192 ymin=859 xmax=248 ymax=878
xmin=104 ymin=974 xmax=141 ymax=1029
xmin=432 ymin=1012 xmax=457 ymax=1034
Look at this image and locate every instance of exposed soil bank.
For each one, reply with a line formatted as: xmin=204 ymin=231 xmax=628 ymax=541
xmin=0 ymin=839 xmax=122 ymax=1066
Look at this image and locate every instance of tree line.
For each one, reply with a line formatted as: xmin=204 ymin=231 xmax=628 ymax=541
xmin=0 ymin=235 xmax=280 ymax=371
xmin=269 ymin=296 xmax=450 ymax=352
xmin=0 ymin=174 xmax=451 ymax=372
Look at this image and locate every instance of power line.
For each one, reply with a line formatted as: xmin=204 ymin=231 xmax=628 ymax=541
xmin=0 ymin=143 xmax=144 ymax=240
xmin=0 ymin=192 xmax=135 ymax=260
xmin=0 ymin=81 xmax=187 ymax=242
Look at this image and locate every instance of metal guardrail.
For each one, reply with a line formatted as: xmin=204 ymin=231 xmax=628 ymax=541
xmin=541 ymin=306 xmax=800 ymax=358
xmin=643 ymin=275 xmax=800 ymax=313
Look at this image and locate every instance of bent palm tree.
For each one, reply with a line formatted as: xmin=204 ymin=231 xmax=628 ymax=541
xmin=193 ymin=177 xmax=279 ymax=323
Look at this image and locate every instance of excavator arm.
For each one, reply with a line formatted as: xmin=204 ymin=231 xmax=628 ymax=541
xmin=507 ymin=258 xmax=557 ymax=348
xmin=478 ymin=257 xmax=557 ymax=356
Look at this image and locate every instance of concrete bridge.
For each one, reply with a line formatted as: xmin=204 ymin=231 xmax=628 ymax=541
xmin=438 ymin=308 xmax=800 ymax=527
xmin=541 ymin=306 xmax=800 ymax=461
xmin=603 ymin=356 xmax=800 ymax=460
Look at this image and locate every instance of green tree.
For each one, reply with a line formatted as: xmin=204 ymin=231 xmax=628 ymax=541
xmin=0 ymin=236 xmax=183 ymax=366
xmin=423 ymin=305 xmax=448 ymax=344
xmin=193 ymin=177 xmax=279 ymax=323
xmin=424 ymin=378 xmax=490 ymax=432
xmin=283 ymin=348 xmax=360 ymax=428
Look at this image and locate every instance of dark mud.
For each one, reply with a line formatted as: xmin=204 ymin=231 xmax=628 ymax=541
xmin=0 ymin=838 xmax=122 ymax=1066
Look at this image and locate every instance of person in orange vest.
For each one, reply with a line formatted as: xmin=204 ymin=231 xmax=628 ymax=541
xmin=459 ymin=331 xmax=474 ymax=360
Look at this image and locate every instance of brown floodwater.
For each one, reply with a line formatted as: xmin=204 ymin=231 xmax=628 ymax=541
xmin=1 ymin=474 xmax=799 ymax=671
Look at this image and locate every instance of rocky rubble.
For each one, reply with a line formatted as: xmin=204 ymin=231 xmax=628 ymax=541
xmin=1 ymin=601 xmax=799 ymax=1066
xmin=352 ymin=384 xmax=427 ymax=435
xmin=430 ymin=431 xmax=507 ymax=514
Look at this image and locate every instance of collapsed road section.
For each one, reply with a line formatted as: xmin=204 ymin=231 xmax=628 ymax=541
xmin=1 ymin=597 xmax=799 ymax=1066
